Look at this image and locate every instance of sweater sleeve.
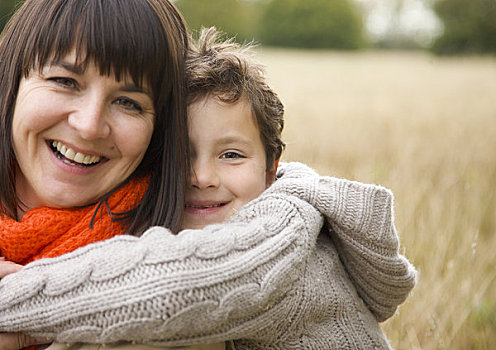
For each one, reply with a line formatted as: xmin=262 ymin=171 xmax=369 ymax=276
xmin=0 ymin=193 xmax=324 ymax=346
xmin=0 ymin=163 xmax=416 ymax=344
xmin=271 ymin=162 xmax=417 ymax=321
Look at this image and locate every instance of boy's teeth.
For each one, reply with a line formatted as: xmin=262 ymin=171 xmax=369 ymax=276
xmin=191 ymin=203 xmax=223 ymax=209
xmin=51 ymin=141 xmax=101 ymax=165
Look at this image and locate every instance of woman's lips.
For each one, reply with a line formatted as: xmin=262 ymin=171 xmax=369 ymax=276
xmin=48 ymin=140 xmax=105 ymax=167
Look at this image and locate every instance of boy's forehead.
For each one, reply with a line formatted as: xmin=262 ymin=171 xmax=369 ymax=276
xmin=188 ymin=95 xmax=258 ymax=133
xmin=187 ymin=95 xmax=256 ymax=127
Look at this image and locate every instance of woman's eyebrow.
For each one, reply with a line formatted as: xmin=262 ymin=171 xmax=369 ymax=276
xmin=121 ymin=84 xmax=152 ymax=96
xmin=47 ymin=61 xmax=152 ymax=96
xmin=48 ymin=60 xmax=85 ymax=75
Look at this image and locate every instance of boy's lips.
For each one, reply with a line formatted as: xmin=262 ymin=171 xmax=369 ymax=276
xmin=185 ymin=201 xmax=228 ymax=209
xmin=184 ymin=200 xmax=231 ymax=217
xmin=182 ymin=200 xmax=233 ymax=229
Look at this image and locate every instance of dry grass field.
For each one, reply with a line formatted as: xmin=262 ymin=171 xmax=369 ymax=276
xmin=258 ymin=48 xmax=496 ymax=349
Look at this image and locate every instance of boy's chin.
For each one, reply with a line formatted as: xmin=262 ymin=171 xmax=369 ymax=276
xmin=179 ymin=220 xmax=210 ymax=231
xmin=180 ymin=208 xmax=233 ymax=230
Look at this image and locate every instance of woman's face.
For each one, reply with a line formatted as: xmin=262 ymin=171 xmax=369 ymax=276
xmin=12 ymin=50 xmax=155 ymax=214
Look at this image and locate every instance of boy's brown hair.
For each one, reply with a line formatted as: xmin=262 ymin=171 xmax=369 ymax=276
xmin=186 ymin=27 xmax=285 ymax=169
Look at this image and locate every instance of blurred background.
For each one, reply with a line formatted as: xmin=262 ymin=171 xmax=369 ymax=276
xmin=2 ymin=0 xmax=496 ymax=54
xmin=2 ymin=1 xmax=495 ymax=349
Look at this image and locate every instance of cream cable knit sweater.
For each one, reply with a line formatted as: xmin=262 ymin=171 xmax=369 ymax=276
xmin=0 ymin=163 xmax=416 ymax=350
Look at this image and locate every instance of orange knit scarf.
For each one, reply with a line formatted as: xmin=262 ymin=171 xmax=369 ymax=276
xmin=0 ymin=177 xmax=149 ymax=265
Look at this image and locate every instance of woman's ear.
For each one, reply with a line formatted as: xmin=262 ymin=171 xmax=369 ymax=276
xmin=265 ymin=158 xmax=280 ymax=188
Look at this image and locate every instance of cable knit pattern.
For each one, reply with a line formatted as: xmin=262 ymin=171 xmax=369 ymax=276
xmin=271 ymin=162 xmax=416 ymax=321
xmin=0 ymin=163 xmax=416 ymax=349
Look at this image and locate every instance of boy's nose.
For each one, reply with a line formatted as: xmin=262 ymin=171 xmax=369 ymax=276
xmin=190 ymin=160 xmax=220 ymax=189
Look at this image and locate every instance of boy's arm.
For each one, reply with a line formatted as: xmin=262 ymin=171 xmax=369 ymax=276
xmin=0 ymin=162 xmax=416 ymax=344
xmin=0 ymin=192 xmax=324 ymax=346
xmin=271 ymin=162 xmax=417 ymax=321
xmin=0 ymin=260 xmax=50 ymax=350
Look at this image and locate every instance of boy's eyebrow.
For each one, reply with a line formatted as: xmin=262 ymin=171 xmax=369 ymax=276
xmin=217 ymin=135 xmax=252 ymax=145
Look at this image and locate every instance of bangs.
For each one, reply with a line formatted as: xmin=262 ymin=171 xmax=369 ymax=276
xmin=20 ymin=0 xmax=169 ymax=91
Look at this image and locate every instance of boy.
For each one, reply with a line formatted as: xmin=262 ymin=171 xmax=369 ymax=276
xmin=0 ymin=28 xmax=416 ymax=350
xmin=181 ymin=28 xmax=284 ymax=231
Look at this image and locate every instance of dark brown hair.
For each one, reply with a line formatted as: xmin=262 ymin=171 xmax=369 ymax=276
xmin=0 ymin=0 xmax=189 ymax=233
xmin=186 ymin=27 xmax=285 ymax=169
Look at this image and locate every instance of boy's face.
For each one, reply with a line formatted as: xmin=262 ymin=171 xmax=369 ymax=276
xmin=181 ymin=96 xmax=276 ymax=230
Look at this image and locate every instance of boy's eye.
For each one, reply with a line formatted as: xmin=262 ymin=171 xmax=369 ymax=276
xmin=115 ymin=97 xmax=143 ymax=112
xmin=221 ymin=151 xmax=245 ymax=159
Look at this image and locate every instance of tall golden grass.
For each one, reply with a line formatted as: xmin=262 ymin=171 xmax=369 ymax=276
xmin=258 ymin=48 xmax=496 ymax=349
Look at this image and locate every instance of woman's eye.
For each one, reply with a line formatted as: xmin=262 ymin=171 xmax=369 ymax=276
xmin=115 ymin=97 xmax=143 ymax=112
xmin=221 ymin=152 xmax=245 ymax=159
xmin=51 ymin=77 xmax=77 ymax=89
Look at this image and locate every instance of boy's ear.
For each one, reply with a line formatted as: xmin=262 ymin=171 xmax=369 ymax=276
xmin=265 ymin=158 xmax=280 ymax=188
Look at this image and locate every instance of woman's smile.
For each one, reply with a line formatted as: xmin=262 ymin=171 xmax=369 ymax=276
xmin=49 ymin=140 xmax=104 ymax=167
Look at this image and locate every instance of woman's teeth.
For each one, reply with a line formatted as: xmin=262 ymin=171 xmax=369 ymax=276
xmin=51 ymin=141 xmax=101 ymax=165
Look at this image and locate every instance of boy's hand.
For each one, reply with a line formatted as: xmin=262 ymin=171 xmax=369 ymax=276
xmin=0 ymin=258 xmax=22 ymax=278
xmin=0 ymin=333 xmax=49 ymax=350
xmin=0 ymin=259 xmax=50 ymax=350
xmin=0 ymin=333 xmax=50 ymax=350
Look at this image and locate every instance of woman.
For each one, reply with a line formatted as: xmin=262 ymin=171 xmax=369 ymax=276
xmin=0 ymin=0 xmax=190 ymax=346
xmin=0 ymin=0 xmax=189 ymax=242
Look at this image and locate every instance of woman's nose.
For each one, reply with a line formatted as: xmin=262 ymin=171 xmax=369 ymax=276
xmin=67 ymin=97 xmax=110 ymax=140
xmin=190 ymin=159 xmax=220 ymax=189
